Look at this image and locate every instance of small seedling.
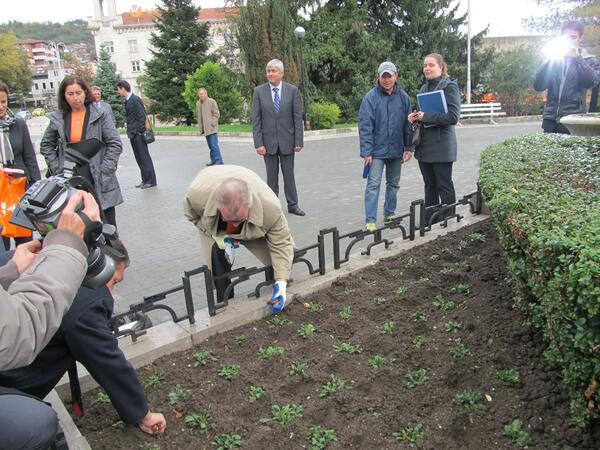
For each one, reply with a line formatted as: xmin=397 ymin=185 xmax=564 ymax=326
xmin=290 ymin=362 xmax=308 ymax=375
xmin=168 ymin=384 xmax=189 ymax=405
xmin=270 ymin=404 xmax=303 ymax=425
xmin=468 ymin=232 xmax=486 ymax=243
xmin=340 ymin=305 xmax=352 ymax=320
xmin=112 ymin=420 xmax=125 ymax=430
xmin=218 ymin=364 xmax=241 ymax=380
xmin=405 ymin=368 xmax=428 ymax=388
xmin=367 ymin=407 xmax=380 ymax=417
xmin=308 ymin=302 xmax=323 ymax=312
xmin=411 ymin=308 xmax=427 ymax=321
xmin=395 ymin=286 xmax=407 ymax=296
xmin=454 ymin=389 xmax=486 ymax=410
xmin=92 ymin=392 xmax=111 ymax=406
xmin=393 ymin=423 xmax=424 ymax=447
xmin=455 ymin=260 xmax=471 ymax=269
xmin=497 ymin=369 xmax=520 ymax=385
xmin=503 ymin=419 xmax=528 ymax=448
xmin=374 ymin=297 xmax=387 ymax=305
xmin=144 ymin=370 xmax=164 ymax=389
xmin=405 ymin=257 xmax=417 ymax=267
xmin=443 ymin=320 xmax=462 ymax=333
xmin=333 ymin=342 xmax=362 ymax=354
xmin=320 ymin=374 xmax=347 ymax=398
xmin=457 ymin=240 xmax=468 ymax=250
xmin=213 ymin=433 xmax=242 ymax=450
xmin=185 ymin=410 xmax=210 ymax=434
xmin=340 ymin=286 xmax=355 ymax=296
xmin=370 ymin=355 xmax=387 ymax=369
xmin=297 ymin=323 xmax=316 ymax=339
xmin=384 ymin=267 xmax=401 ymax=277
xmin=430 ymin=254 xmax=440 ymax=261
xmin=418 ymin=276 xmax=431 ymax=283
xmin=450 ymin=342 xmax=469 ymax=359
xmin=440 ymin=266 xmax=455 ymax=274
xmin=193 ymin=351 xmax=218 ymax=367
xmin=248 ymin=385 xmax=265 ymax=402
xmin=306 ymin=426 xmax=337 ymax=449
xmin=433 ymin=294 xmax=455 ymax=311
xmin=413 ymin=335 xmax=427 ymax=348
xmin=258 ymin=345 xmax=284 ymax=359
xmin=451 ymin=282 xmax=470 ymax=294
xmin=269 ymin=316 xmax=288 ymax=327
xmin=366 ymin=280 xmax=377 ymax=288
xmin=234 ymin=334 xmax=246 ymax=345
xmin=382 ymin=321 xmax=396 ymax=334
xmin=140 ymin=443 xmax=161 ymax=450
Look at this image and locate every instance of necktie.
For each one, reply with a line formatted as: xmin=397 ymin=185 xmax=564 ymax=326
xmin=273 ymin=87 xmax=280 ymax=113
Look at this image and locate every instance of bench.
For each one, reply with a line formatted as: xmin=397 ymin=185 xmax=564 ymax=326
xmin=459 ymin=102 xmax=506 ymax=124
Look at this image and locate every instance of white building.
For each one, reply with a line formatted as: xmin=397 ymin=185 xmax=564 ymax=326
xmin=87 ymin=0 xmax=238 ymax=94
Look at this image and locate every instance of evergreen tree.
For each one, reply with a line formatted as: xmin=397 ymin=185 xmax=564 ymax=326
xmin=92 ymin=47 xmax=124 ymax=127
xmin=144 ymin=0 xmax=210 ymax=124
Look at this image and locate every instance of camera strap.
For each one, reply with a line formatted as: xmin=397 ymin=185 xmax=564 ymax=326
xmin=76 ymin=210 xmax=103 ymax=246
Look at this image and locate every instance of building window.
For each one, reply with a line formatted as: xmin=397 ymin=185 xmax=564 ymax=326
xmin=128 ymin=40 xmax=138 ymax=52
xmin=50 ymin=82 xmax=54 ymax=89
xmin=103 ymin=41 xmax=114 ymax=53
xmin=42 ymin=82 xmax=47 ymax=90
xmin=34 ymin=83 xmax=39 ymax=90
xmin=131 ymin=60 xmax=141 ymax=72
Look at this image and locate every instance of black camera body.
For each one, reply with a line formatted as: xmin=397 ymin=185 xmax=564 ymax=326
xmin=10 ymin=139 xmax=116 ymax=288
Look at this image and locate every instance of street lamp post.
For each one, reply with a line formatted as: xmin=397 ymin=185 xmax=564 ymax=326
xmin=294 ymin=25 xmax=309 ymax=130
xmin=466 ymin=0 xmax=472 ymax=104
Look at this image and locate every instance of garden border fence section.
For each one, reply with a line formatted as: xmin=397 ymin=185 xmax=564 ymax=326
xmin=110 ymin=184 xmax=484 ymax=341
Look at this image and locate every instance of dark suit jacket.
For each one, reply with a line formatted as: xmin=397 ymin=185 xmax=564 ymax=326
xmin=7 ymin=117 xmax=41 ymax=183
xmin=0 ymin=286 xmax=149 ymax=424
xmin=124 ymin=93 xmax=147 ymax=139
xmin=252 ymin=81 xmax=303 ymax=155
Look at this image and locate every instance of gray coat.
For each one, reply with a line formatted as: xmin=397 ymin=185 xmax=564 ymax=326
xmin=252 ymin=81 xmax=303 ymax=155
xmin=40 ymin=105 xmax=123 ymax=210
xmin=414 ymin=76 xmax=461 ymax=163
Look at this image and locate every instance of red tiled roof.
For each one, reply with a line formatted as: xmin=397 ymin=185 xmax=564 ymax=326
xmin=119 ymin=7 xmax=237 ymax=25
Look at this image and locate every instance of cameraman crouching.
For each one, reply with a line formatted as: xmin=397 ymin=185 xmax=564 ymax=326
xmin=0 ymin=190 xmax=99 ymax=450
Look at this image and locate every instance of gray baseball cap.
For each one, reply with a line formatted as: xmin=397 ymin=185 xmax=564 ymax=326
xmin=378 ymin=61 xmax=397 ymax=76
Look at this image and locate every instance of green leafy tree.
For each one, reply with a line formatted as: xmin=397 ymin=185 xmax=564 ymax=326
xmin=144 ymin=0 xmax=210 ymax=124
xmin=0 ymin=20 xmax=94 ymax=46
xmin=92 ymin=47 xmax=125 ymax=127
xmin=182 ymin=61 xmax=243 ymax=123
xmin=0 ymin=33 xmax=31 ymax=96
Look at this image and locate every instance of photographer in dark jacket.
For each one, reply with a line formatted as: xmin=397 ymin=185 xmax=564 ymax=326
xmin=0 ymin=239 xmax=167 ymax=443
xmin=534 ymin=21 xmax=600 ymax=134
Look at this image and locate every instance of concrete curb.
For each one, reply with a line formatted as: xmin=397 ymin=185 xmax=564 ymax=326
xmin=54 ymin=214 xmax=488 ymax=447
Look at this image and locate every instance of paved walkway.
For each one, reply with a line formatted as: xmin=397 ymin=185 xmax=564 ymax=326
xmin=26 ymin=119 xmax=541 ymax=322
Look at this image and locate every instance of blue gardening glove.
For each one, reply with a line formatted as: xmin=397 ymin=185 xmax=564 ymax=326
xmin=223 ymin=237 xmax=239 ymax=265
xmin=268 ymin=280 xmax=287 ymax=312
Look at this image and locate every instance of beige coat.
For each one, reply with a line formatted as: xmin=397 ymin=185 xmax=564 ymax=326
xmin=183 ymin=165 xmax=294 ymax=280
xmin=196 ymin=97 xmax=220 ymax=136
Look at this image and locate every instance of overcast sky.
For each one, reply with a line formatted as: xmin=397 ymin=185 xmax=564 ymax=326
xmin=2 ymin=0 xmax=550 ymax=37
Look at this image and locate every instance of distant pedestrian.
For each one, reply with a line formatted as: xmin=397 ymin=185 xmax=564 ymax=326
xmin=90 ymin=85 xmax=116 ymax=126
xmin=408 ymin=53 xmax=460 ymax=226
xmin=358 ymin=61 xmax=412 ymax=232
xmin=116 ymin=80 xmax=157 ymax=189
xmin=534 ymin=20 xmax=600 ymax=134
xmin=196 ymin=88 xmax=224 ymax=166
xmin=252 ymin=59 xmax=305 ymax=216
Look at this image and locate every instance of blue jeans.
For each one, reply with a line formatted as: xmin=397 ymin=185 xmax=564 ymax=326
xmin=364 ymin=158 xmax=402 ymax=223
xmin=206 ymin=133 xmax=224 ymax=164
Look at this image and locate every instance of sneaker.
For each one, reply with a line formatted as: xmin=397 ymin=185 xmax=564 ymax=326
xmin=383 ymin=215 xmax=395 ymax=224
xmin=365 ymin=222 xmax=377 ymax=232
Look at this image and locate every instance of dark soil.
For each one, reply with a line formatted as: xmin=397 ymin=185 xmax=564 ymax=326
xmin=78 ymin=220 xmax=597 ymax=450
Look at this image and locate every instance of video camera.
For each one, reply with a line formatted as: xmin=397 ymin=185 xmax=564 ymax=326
xmin=9 ymin=138 xmax=117 ymax=288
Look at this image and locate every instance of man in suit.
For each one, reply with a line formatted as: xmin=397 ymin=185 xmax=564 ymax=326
xmin=183 ymin=165 xmax=295 ymax=312
xmin=252 ymin=59 xmax=305 ymax=216
xmin=90 ymin=85 xmax=116 ymax=126
xmin=0 ymin=239 xmax=167 ymax=438
xmin=116 ymin=81 xmax=157 ymax=189
xmin=196 ymin=87 xmax=224 ymax=166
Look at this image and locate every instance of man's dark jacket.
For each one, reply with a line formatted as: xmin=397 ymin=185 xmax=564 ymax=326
xmin=124 ymin=93 xmax=147 ymax=139
xmin=534 ymin=49 xmax=600 ymax=121
xmin=0 ymin=286 xmax=148 ymax=424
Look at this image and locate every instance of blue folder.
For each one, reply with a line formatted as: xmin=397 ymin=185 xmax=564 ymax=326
xmin=417 ymin=90 xmax=448 ymax=127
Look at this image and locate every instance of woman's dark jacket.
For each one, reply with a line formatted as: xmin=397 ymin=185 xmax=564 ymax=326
xmin=414 ymin=76 xmax=461 ymax=163
xmin=7 ymin=117 xmax=41 ymax=183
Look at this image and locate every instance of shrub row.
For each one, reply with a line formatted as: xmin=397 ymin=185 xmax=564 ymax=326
xmin=479 ymin=133 xmax=600 ymax=426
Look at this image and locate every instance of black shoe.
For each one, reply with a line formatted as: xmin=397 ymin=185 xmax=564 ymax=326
xmin=288 ymin=206 xmax=305 ymax=216
xmin=135 ymin=182 xmax=144 ymax=188
xmin=140 ymin=183 xmax=157 ymax=189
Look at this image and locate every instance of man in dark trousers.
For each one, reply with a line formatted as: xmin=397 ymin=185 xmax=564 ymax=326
xmin=116 ymin=81 xmax=157 ymax=188
xmin=252 ymin=59 xmax=305 ymax=216
xmin=0 ymin=239 xmax=167 ymax=440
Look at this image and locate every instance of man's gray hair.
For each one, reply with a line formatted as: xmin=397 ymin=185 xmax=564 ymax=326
xmin=266 ymin=59 xmax=284 ymax=72
xmin=216 ymin=178 xmax=253 ymax=211
xmin=91 ymin=85 xmax=102 ymax=92
xmin=198 ymin=87 xmax=207 ymax=94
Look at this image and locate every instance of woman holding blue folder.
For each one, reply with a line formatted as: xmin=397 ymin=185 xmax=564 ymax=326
xmin=408 ymin=53 xmax=461 ymax=225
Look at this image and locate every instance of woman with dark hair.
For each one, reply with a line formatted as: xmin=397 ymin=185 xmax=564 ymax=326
xmin=408 ymin=53 xmax=461 ymax=225
xmin=40 ymin=75 xmax=123 ymax=228
xmin=0 ymin=80 xmax=41 ymax=249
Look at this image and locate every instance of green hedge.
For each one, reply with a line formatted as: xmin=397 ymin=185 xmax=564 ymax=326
xmin=308 ymin=102 xmax=341 ymax=130
xmin=480 ymin=133 xmax=600 ymax=426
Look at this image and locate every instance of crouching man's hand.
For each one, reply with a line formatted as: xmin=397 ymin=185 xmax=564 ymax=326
xmin=268 ymin=280 xmax=287 ymax=312
xmin=12 ymin=240 xmax=43 ymax=274
xmin=138 ymin=411 xmax=166 ymax=435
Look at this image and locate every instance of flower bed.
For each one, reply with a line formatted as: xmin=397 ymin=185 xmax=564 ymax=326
xmin=78 ymin=220 xmax=596 ymax=449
